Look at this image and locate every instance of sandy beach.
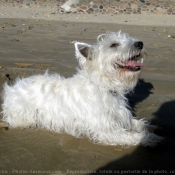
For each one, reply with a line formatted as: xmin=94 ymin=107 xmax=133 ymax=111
xmin=0 ymin=7 xmax=175 ymax=175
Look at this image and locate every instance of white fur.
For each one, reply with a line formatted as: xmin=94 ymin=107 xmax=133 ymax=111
xmin=1 ymin=31 xmax=163 ymax=147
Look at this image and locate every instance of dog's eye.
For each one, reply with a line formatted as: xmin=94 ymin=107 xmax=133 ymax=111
xmin=110 ymin=43 xmax=119 ymax=48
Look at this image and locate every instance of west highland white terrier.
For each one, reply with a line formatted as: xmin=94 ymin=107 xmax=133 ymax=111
xmin=1 ymin=31 xmax=163 ymax=147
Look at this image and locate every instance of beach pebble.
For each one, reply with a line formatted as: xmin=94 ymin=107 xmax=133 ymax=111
xmin=167 ymin=34 xmax=175 ymax=38
xmin=0 ymin=122 xmax=9 ymax=130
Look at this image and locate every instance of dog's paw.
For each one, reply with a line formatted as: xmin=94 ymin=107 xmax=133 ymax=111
xmin=141 ymin=132 xmax=165 ymax=147
xmin=147 ymin=124 xmax=162 ymax=132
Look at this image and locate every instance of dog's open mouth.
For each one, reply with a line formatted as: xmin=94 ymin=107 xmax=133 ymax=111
xmin=115 ymin=53 xmax=145 ymax=71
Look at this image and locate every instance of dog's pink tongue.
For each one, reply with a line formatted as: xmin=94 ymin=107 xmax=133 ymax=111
xmin=125 ymin=60 xmax=146 ymax=68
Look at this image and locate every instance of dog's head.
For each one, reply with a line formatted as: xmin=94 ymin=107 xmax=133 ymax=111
xmin=74 ymin=31 xmax=147 ymax=94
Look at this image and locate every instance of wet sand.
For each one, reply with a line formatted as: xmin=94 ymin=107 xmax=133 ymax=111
xmin=0 ymin=14 xmax=175 ymax=175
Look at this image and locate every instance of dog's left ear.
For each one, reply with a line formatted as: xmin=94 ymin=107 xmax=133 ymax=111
xmin=74 ymin=42 xmax=91 ymax=59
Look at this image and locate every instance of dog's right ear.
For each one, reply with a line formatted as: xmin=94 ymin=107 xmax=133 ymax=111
xmin=97 ymin=34 xmax=106 ymax=42
xmin=74 ymin=42 xmax=91 ymax=59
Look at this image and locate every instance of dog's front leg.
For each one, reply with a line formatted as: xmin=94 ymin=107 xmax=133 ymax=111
xmin=96 ymin=125 xmax=164 ymax=147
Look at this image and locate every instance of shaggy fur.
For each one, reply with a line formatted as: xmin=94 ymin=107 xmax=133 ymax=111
xmin=1 ymin=31 xmax=163 ymax=147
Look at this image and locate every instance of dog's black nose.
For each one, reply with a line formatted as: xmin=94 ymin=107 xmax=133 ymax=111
xmin=134 ymin=41 xmax=143 ymax=49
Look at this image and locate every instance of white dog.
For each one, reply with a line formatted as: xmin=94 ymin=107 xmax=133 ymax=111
xmin=1 ymin=31 xmax=163 ymax=147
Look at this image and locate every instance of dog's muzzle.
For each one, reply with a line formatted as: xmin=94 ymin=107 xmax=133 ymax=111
xmin=115 ymin=41 xmax=146 ymax=72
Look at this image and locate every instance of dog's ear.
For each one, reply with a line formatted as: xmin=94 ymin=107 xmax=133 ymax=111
xmin=97 ymin=34 xmax=106 ymax=42
xmin=74 ymin=42 xmax=91 ymax=59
